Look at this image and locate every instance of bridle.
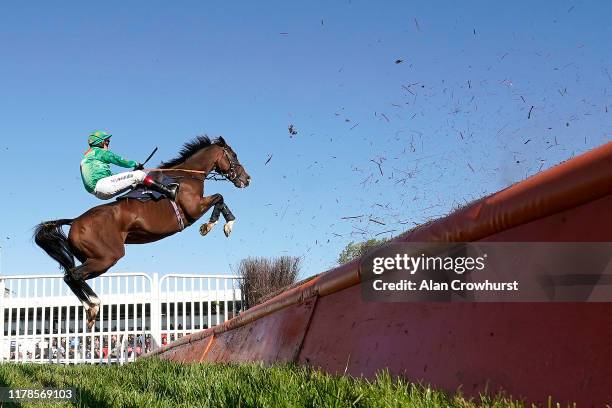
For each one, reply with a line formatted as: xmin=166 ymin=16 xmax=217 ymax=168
xmin=220 ymin=147 xmax=239 ymax=182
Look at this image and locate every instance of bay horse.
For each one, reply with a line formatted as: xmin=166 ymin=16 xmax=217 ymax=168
xmin=34 ymin=136 xmax=250 ymax=329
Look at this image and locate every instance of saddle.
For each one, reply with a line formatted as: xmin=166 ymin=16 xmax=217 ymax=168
xmin=117 ymin=175 xmax=177 ymax=202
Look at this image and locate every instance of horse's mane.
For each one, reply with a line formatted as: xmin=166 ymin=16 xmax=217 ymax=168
xmin=160 ymin=135 xmax=224 ymax=168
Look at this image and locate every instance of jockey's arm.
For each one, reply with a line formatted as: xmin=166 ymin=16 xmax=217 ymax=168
xmin=98 ymin=149 xmax=138 ymax=169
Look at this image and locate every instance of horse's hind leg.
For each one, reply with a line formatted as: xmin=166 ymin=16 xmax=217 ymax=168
xmin=63 ymin=274 xmax=93 ymax=307
xmin=64 ymin=274 xmax=101 ymax=329
xmin=66 ymin=210 xmax=127 ymax=329
xmin=68 ymin=257 xmax=121 ymax=329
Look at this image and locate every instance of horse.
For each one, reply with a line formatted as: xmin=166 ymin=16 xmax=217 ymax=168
xmin=34 ymin=136 xmax=250 ymax=329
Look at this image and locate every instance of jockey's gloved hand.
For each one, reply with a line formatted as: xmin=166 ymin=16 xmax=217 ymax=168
xmin=134 ymin=163 xmax=145 ymax=171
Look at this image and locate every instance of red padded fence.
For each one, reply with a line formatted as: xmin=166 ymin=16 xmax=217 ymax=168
xmin=147 ymin=142 xmax=612 ymax=406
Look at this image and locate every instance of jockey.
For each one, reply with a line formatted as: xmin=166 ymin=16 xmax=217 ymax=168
xmin=80 ymin=131 xmax=178 ymax=200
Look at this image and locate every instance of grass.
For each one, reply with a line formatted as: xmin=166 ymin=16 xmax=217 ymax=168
xmin=0 ymin=358 xmax=530 ymax=408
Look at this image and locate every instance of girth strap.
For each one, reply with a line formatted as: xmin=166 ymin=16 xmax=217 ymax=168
xmin=168 ymin=200 xmax=185 ymax=231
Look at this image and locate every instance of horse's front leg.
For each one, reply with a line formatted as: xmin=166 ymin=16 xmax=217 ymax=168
xmin=199 ymin=197 xmax=236 ymax=237
xmin=219 ymin=203 xmax=236 ymax=237
xmin=178 ymin=193 xmax=221 ymax=236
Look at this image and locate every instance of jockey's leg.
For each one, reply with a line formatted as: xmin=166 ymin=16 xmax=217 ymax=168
xmin=94 ymin=170 xmax=147 ymax=200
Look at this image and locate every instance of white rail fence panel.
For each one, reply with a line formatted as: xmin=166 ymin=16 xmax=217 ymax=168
xmin=157 ymin=274 xmax=241 ymax=347
xmin=0 ymin=273 xmax=242 ymax=365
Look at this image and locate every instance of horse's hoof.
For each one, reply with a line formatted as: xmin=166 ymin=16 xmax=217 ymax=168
xmin=200 ymin=222 xmax=217 ymax=236
xmin=223 ymin=220 xmax=235 ymax=237
xmin=87 ymin=305 xmax=99 ymax=330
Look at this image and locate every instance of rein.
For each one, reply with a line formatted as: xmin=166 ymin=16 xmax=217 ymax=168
xmin=145 ymin=167 xmax=229 ymax=182
xmin=146 ymin=147 xmax=239 ymax=183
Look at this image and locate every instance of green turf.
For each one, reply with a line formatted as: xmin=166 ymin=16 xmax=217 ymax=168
xmin=0 ymin=358 xmax=536 ymax=408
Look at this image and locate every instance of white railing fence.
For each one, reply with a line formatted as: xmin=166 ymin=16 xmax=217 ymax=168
xmin=0 ymin=273 xmax=242 ymax=364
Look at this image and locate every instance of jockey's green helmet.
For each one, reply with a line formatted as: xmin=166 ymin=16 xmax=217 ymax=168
xmin=88 ymin=131 xmax=112 ymax=147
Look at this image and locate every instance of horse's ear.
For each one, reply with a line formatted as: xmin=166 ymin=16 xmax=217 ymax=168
xmin=216 ymin=136 xmax=227 ymax=147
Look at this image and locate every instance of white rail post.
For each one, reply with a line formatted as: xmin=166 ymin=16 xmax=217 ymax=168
xmin=150 ymin=273 xmax=161 ymax=350
xmin=0 ymin=277 xmax=5 ymax=362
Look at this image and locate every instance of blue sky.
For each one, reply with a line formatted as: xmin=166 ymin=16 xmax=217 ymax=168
xmin=0 ymin=1 xmax=610 ymax=279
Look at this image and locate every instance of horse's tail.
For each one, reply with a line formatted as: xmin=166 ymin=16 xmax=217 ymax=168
xmin=34 ymin=219 xmax=75 ymax=273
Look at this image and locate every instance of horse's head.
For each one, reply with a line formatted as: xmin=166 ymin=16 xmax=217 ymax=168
xmin=213 ymin=137 xmax=251 ymax=188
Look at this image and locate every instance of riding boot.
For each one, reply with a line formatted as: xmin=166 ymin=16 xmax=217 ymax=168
xmin=143 ymin=176 xmax=179 ymax=200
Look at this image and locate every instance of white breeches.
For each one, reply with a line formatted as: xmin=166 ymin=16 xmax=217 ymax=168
xmin=93 ymin=170 xmax=147 ymax=200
